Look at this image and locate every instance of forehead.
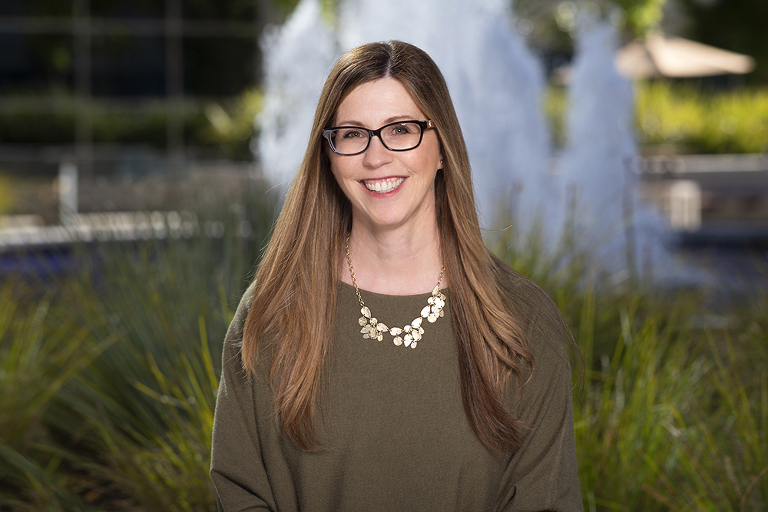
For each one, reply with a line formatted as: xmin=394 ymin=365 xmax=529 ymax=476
xmin=334 ymin=77 xmax=424 ymax=126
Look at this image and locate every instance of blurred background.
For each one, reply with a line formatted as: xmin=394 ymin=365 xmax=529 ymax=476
xmin=1 ymin=1 xmax=767 ymax=510
xmin=0 ymin=0 xmax=766 ymax=242
xmin=0 ymin=0 xmax=292 ymax=236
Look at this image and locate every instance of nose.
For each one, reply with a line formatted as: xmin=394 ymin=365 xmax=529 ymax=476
xmin=362 ymin=133 xmax=392 ymax=168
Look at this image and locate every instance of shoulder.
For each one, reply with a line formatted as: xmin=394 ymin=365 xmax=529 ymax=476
xmin=223 ymin=279 xmax=258 ymax=358
xmin=489 ymin=254 xmax=571 ymax=368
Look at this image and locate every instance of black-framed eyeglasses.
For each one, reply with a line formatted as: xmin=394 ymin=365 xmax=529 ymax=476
xmin=322 ymin=120 xmax=434 ymax=156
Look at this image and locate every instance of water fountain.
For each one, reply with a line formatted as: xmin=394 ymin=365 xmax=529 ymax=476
xmin=257 ymin=0 xmax=681 ymax=277
xmin=258 ymin=0 xmax=337 ymax=187
xmin=559 ymin=15 xmax=678 ymax=277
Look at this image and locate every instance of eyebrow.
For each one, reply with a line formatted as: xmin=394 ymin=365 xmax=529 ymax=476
xmin=334 ymin=114 xmax=419 ymax=127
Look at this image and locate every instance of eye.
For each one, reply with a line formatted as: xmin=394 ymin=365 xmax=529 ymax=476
xmin=340 ymin=129 xmax=365 ymax=139
xmin=388 ymin=123 xmax=412 ymax=136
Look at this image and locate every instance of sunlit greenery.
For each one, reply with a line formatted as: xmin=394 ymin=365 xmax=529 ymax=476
xmin=1 ymin=188 xmax=767 ymax=510
xmin=636 ymin=81 xmax=768 ymax=154
xmin=197 ymin=89 xmax=264 ymax=161
xmin=545 ymin=80 xmax=768 ymax=154
xmin=611 ymin=0 xmax=668 ymax=36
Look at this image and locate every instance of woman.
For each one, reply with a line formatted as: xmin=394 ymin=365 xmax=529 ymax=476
xmin=211 ymin=40 xmax=582 ymax=511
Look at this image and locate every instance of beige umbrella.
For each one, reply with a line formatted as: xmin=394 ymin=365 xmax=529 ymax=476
xmin=615 ymin=34 xmax=755 ymax=78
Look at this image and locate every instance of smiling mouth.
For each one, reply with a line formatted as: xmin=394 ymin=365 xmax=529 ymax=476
xmin=363 ymin=177 xmax=405 ymax=193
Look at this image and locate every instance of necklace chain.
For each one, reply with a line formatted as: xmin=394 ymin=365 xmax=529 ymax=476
xmin=345 ymin=235 xmax=446 ymax=349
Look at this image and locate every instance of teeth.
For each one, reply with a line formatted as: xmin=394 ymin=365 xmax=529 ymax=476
xmin=364 ymin=177 xmax=404 ymax=193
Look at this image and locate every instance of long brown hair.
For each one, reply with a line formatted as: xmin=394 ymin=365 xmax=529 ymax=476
xmin=243 ymin=40 xmax=533 ymax=456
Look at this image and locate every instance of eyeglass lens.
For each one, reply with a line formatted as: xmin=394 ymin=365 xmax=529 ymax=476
xmin=328 ymin=122 xmax=424 ymax=155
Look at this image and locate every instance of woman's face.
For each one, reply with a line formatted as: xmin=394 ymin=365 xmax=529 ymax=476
xmin=328 ymin=77 xmax=442 ymax=234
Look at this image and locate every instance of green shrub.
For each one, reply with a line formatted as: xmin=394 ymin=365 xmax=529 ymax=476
xmin=544 ymin=80 xmax=768 ymax=154
xmin=2 ymin=180 xmax=276 ymax=510
xmin=636 ymin=81 xmax=768 ymax=154
xmin=0 ymin=284 xmax=103 ymax=510
xmin=0 ymin=89 xmax=260 ymax=156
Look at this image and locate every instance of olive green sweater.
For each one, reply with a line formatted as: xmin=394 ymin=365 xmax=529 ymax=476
xmin=211 ymin=269 xmax=582 ymax=511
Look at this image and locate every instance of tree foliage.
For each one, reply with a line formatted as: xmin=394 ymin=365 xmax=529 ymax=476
xmin=611 ymin=0 xmax=667 ymax=36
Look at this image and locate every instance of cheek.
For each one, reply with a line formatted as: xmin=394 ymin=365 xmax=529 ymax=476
xmin=328 ymin=155 xmax=342 ymax=180
xmin=421 ymin=137 xmax=442 ymax=170
xmin=328 ymin=158 xmax=354 ymax=192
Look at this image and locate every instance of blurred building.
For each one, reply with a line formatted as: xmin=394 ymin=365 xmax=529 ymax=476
xmin=0 ymin=0 xmax=278 ymax=177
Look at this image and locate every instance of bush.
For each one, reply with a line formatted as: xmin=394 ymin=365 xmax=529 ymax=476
xmin=1 ymin=180 xmax=276 ymax=511
xmin=0 ymin=89 xmax=261 ymax=159
xmin=544 ymin=80 xmax=768 ymax=154
xmin=636 ymin=81 xmax=768 ymax=154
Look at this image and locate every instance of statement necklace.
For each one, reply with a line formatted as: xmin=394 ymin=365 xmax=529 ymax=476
xmin=345 ymin=236 xmax=446 ymax=349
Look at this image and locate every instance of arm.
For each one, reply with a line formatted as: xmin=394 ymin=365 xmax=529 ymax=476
xmin=210 ymin=284 xmax=276 ymax=511
xmin=493 ymin=289 xmax=583 ymax=512
xmin=497 ymin=358 xmax=583 ymax=512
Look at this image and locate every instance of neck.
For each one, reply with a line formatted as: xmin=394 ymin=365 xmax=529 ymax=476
xmin=343 ymin=216 xmax=445 ymax=295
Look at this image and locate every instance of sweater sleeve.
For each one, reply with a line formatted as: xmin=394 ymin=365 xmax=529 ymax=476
xmin=497 ymin=308 xmax=583 ymax=512
xmin=210 ymin=284 xmax=276 ymax=512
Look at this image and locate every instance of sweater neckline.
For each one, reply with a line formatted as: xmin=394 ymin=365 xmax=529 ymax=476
xmin=337 ymin=279 xmax=450 ymax=299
